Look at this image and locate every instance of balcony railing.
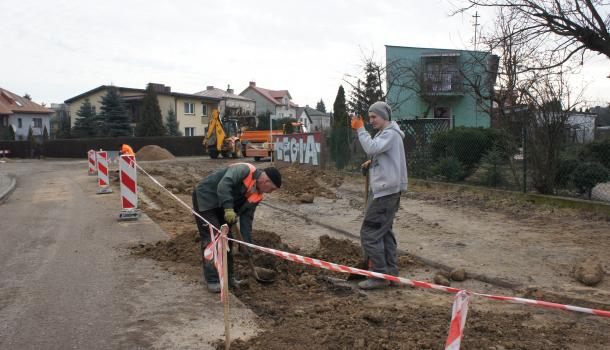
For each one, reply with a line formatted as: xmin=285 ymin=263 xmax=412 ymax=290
xmin=423 ymin=73 xmax=463 ymax=94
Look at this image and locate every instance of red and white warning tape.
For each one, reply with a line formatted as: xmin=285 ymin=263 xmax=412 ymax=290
xmin=134 ymin=163 xmax=610 ymax=349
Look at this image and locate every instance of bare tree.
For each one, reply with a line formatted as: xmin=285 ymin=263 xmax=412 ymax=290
xmin=454 ymin=0 xmax=610 ymax=70
xmin=520 ymin=71 xmax=585 ymax=194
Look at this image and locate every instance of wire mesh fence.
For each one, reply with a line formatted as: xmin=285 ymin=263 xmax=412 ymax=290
xmin=322 ymin=121 xmax=610 ymax=203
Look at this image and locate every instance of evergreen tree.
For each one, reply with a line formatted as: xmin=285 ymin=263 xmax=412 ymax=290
xmin=316 ymin=99 xmax=326 ymax=113
xmin=72 ymin=98 xmax=97 ymax=138
xmin=42 ymin=126 xmax=49 ymax=142
xmin=56 ymin=112 xmax=71 ymax=139
xmin=99 ymin=86 xmax=131 ymax=137
xmin=165 ymin=107 xmax=181 ymax=136
xmin=348 ymin=62 xmax=384 ymax=117
xmin=330 ymin=85 xmax=351 ymax=169
xmin=137 ymin=83 xmax=166 ymax=136
xmin=332 ymin=86 xmax=348 ymax=128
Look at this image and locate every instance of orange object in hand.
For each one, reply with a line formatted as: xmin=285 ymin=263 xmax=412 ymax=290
xmin=351 ymin=116 xmax=364 ymax=129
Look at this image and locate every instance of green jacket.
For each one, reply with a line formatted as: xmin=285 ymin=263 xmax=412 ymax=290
xmin=194 ymin=163 xmax=261 ymax=242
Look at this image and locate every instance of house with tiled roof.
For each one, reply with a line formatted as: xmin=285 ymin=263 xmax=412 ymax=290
xmin=0 ymin=87 xmax=54 ymax=140
xmin=239 ymin=82 xmax=298 ymax=121
xmin=195 ymin=85 xmax=256 ymax=127
xmin=65 ymin=83 xmax=220 ymax=137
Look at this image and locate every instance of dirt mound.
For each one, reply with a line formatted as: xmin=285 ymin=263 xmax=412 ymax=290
xmin=136 ymin=145 xmax=175 ymax=161
xmin=574 ymin=257 xmax=604 ymax=286
xmin=278 ymin=166 xmax=342 ymax=202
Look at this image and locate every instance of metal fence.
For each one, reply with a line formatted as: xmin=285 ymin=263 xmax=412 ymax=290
xmin=322 ymin=120 xmax=610 ymax=202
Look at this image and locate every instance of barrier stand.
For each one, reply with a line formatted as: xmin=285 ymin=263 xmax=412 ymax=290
xmin=88 ymin=150 xmax=97 ymax=176
xmin=221 ymin=224 xmax=231 ymax=350
xmin=96 ymin=150 xmax=113 ymax=194
xmin=118 ymin=154 xmax=140 ymax=221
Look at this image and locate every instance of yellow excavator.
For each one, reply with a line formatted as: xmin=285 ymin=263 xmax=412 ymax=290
xmin=203 ymin=109 xmax=243 ymax=159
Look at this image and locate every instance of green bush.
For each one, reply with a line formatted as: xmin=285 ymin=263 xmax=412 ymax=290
xmin=554 ymin=158 xmax=579 ymax=188
xmin=480 ymin=146 xmax=506 ymax=187
xmin=432 ymin=157 xmax=464 ymax=182
xmin=431 ymin=127 xmax=515 ymax=180
xmin=573 ymin=162 xmax=610 ymax=198
xmin=408 ymin=148 xmax=434 ymax=179
xmin=579 ymin=138 xmax=610 ymax=169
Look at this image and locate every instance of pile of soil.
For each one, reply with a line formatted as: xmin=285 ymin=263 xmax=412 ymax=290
xmin=277 ymin=166 xmax=342 ymax=202
xmin=136 ymin=145 xmax=175 ymax=161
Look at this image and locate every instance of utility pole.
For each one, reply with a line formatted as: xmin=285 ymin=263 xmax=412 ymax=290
xmin=473 ymin=11 xmax=480 ymax=51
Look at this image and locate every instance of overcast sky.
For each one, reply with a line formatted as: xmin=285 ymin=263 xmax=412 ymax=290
xmin=1 ymin=0 xmax=608 ymax=109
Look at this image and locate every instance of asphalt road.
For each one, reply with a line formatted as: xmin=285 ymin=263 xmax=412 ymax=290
xmin=0 ymin=159 xmax=257 ymax=349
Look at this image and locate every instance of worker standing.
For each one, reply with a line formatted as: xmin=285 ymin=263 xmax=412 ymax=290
xmin=351 ymin=101 xmax=408 ymax=290
xmin=192 ymin=163 xmax=282 ymax=293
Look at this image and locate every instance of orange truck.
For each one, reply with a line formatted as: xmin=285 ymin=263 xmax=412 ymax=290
xmin=241 ymin=129 xmax=283 ymax=161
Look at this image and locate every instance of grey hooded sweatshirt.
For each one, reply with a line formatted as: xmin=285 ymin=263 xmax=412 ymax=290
xmin=357 ymin=121 xmax=408 ymax=198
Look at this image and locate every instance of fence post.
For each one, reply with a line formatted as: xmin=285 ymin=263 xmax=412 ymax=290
xmin=522 ymin=125 xmax=527 ymax=193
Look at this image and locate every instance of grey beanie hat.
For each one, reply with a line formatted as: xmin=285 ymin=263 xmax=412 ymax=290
xmin=368 ymin=101 xmax=392 ymax=120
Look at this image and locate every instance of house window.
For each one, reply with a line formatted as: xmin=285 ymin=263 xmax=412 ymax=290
xmin=18 ymin=118 xmax=22 ymax=128
xmin=202 ymin=104 xmax=208 ymax=116
xmin=279 ymin=113 xmax=284 ymax=118
xmin=184 ymin=102 xmax=195 ymax=115
xmin=33 ymin=118 xmax=43 ymax=128
xmin=185 ymin=127 xmax=195 ymax=136
xmin=434 ymin=107 xmax=451 ymax=119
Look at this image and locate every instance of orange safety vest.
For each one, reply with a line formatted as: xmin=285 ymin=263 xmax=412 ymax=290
xmin=231 ymin=163 xmax=264 ymax=204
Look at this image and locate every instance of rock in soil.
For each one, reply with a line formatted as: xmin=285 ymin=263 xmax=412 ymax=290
xmin=574 ymin=257 xmax=604 ymax=286
xmin=433 ymin=272 xmax=451 ymax=286
xmin=299 ymin=193 xmax=315 ymax=203
xmin=450 ymin=268 xmax=467 ymax=281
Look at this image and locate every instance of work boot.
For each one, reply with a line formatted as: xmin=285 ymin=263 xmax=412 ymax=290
xmin=228 ymin=277 xmax=248 ymax=288
xmin=206 ymin=282 xmax=221 ymax=293
xmin=358 ymin=278 xmax=390 ymax=290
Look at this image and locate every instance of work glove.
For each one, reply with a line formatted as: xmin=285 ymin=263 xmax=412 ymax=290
xmin=224 ymin=208 xmax=238 ymax=224
xmin=361 ymin=160 xmax=371 ymax=176
xmin=351 ymin=116 xmax=364 ymax=129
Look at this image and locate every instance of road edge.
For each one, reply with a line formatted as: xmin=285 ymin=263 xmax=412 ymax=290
xmin=0 ymin=175 xmax=16 ymax=203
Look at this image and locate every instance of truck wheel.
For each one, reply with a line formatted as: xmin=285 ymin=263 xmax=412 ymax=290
xmin=221 ymin=151 xmax=230 ymax=158
xmin=254 ymin=157 xmax=262 ymax=161
xmin=232 ymin=142 xmax=243 ymax=158
xmin=209 ymin=149 xmax=219 ymax=159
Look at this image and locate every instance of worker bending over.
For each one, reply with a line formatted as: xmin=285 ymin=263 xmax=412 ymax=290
xmin=192 ymin=163 xmax=281 ymax=293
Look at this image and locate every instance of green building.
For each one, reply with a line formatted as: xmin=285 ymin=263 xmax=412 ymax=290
xmin=386 ymin=45 xmax=498 ymax=128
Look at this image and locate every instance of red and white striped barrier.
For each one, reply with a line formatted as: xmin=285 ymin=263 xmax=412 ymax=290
xmin=135 ymin=161 xmax=610 ymax=350
xmin=96 ymin=151 xmax=113 ymax=194
xmin=118 ymin=154 xmax=139 ymax=220
xmin=88 ymin=150 xmax=97 ymax=176
xmin=445 ymin=291 xmax=470 ymax=350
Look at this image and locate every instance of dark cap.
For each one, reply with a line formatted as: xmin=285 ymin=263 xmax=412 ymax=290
xmin=263 ymin=167 xmax=282 ymax=188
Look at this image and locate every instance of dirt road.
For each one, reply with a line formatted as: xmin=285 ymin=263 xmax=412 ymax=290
xmin=0 ymin=159 xmax=258 ymax=349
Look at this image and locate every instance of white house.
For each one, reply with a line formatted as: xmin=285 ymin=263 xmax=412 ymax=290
xmin=195 ymin=85 xmax=256 ymax=127
xmin=296 ymin=106 xmax=331 ymax=132
xmin=567 ymin=112 xmax=597 ymax=143
xmin=0 ymin=87 xmax=53 ymax=141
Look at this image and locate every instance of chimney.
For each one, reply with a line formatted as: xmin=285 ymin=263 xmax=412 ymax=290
xmin=207 ymin=86 xmax=214 ymax=90
xmin=249 ymin=81 xmax=256 ymax=87
xmin=227 ymin=84 xmax=234 ymax=94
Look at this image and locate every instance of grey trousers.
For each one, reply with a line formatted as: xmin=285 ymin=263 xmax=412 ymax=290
xmin=360 ymin=192 xmax=401 ymax=276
